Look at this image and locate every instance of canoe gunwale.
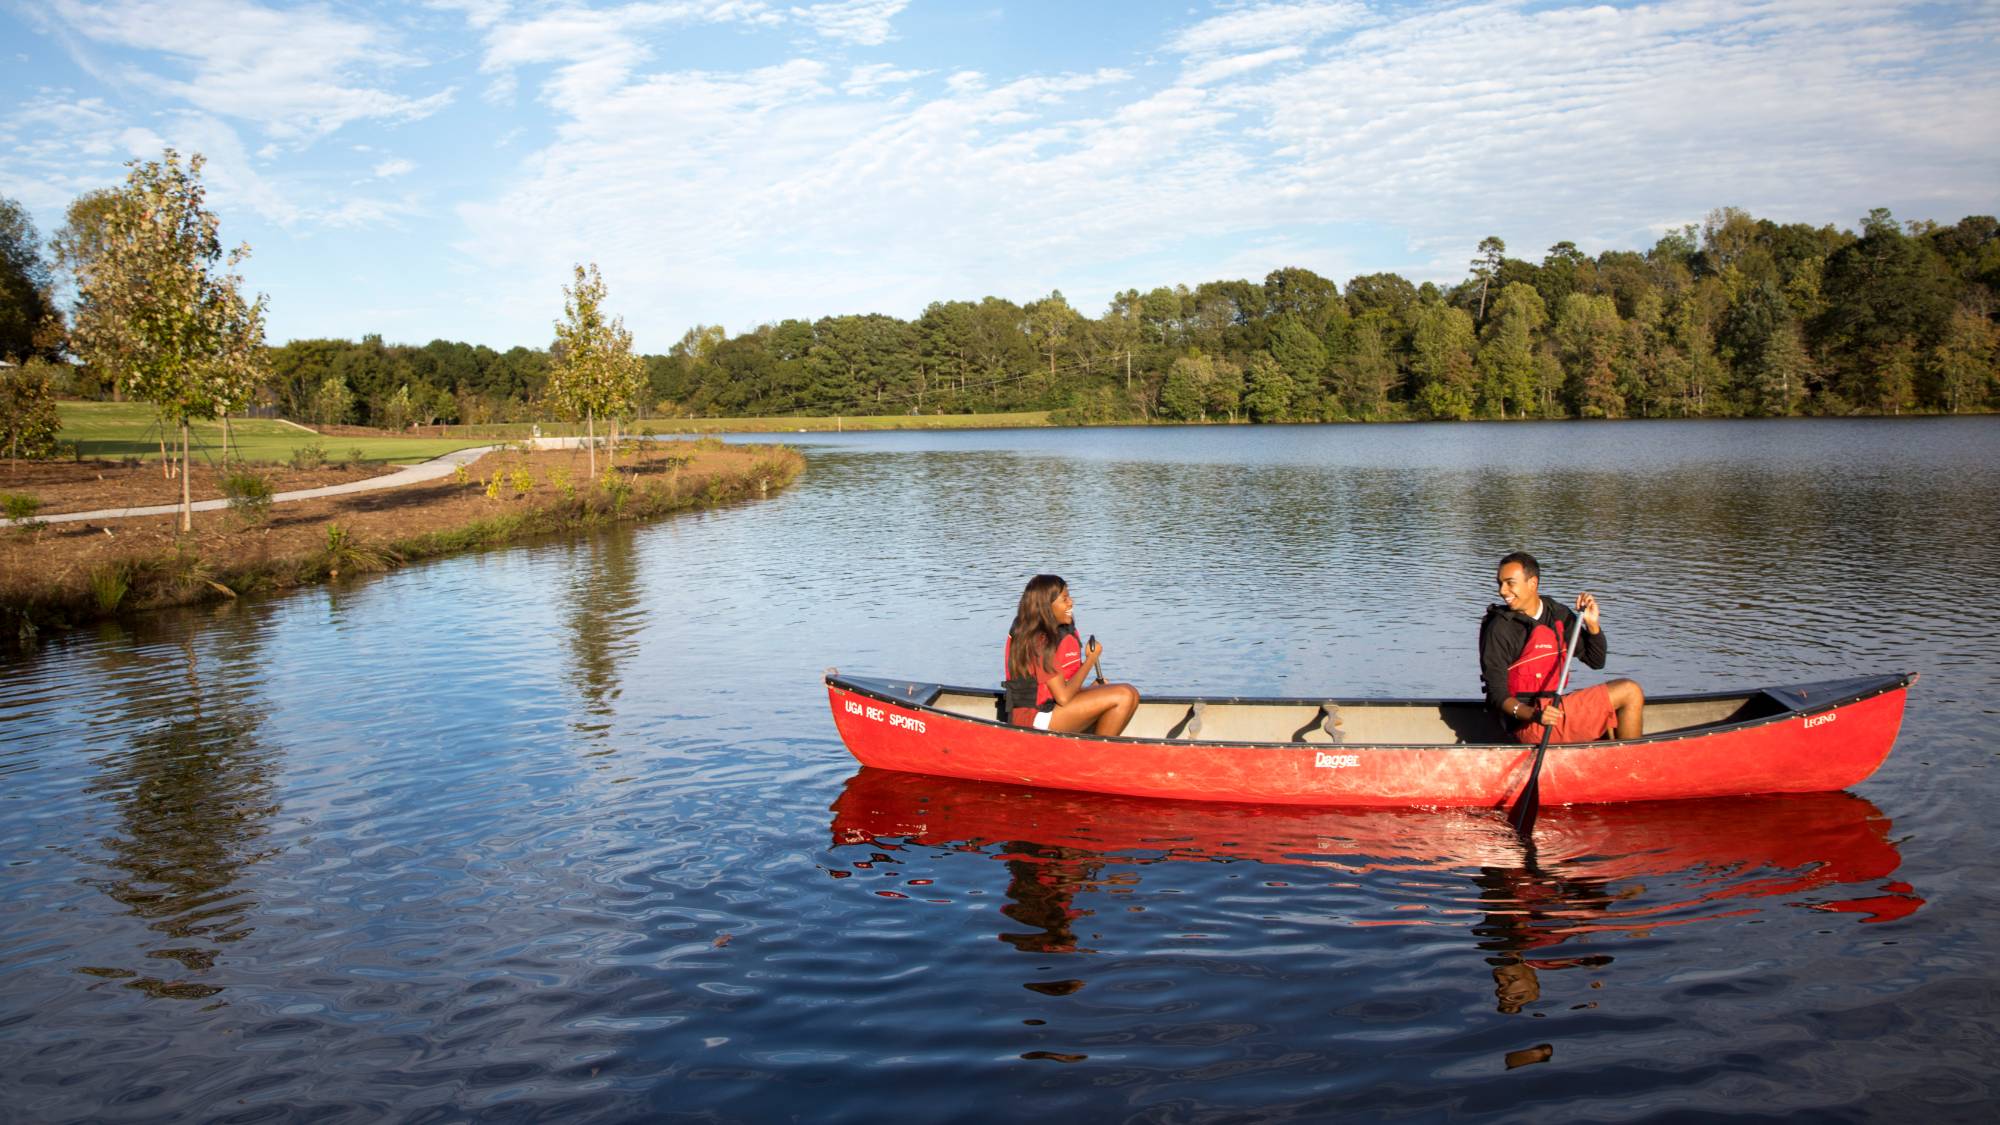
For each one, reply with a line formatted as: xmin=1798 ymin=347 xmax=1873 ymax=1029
xmin=826 ymin=671 xmax=1918 ymax=751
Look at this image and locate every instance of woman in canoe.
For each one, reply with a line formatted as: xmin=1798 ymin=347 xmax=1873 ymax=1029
xmin=1004 ymin=574 xmax=1140 ymax=736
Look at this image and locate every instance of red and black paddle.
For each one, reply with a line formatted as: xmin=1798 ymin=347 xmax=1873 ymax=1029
xmin=1506 ymin=616 xmax=1587 ymax=837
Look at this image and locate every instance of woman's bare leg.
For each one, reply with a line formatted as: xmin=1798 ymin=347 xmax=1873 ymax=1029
xmin=1049 ymin=683 xmax=1141 ymax=737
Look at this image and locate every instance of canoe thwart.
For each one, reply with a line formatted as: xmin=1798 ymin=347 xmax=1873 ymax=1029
xmin=1165 ymin=701 xmax=1206 ymax=740
xmin=1290 ymin=702 xmax=1343 ymax=744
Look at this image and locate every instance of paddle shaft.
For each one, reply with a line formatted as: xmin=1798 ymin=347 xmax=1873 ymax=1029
xmin=1087 ymin=633 xmax=1106 ymax=685
xmin=1506 ymin=609 xmax=1589 ymax=835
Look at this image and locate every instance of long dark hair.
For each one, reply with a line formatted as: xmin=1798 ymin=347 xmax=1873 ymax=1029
xmin=1007 ymin=574 xmax=1066 ymax=682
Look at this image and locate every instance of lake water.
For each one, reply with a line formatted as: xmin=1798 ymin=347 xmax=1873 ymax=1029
xmin=3 ymin=418 xmax=1997 ymax=1122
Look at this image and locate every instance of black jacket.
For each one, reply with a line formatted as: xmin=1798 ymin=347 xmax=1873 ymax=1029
xmin=1479 ymin=600 xmax=1607 ymax=712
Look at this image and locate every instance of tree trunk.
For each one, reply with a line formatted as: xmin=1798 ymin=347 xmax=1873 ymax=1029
xmin=586 ymin=409 xmax=596 ymax=476
xmin=159 ymin=423 xmax=172 ymax=479
xmin=179 ymin=420 xmax=192 ymax=533
xmin=222 ymin=414 xmax=232 ymax=463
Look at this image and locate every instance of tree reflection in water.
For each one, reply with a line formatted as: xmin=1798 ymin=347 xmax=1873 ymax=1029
xmin=77 ymin=610 xmax=278 ymax=1001
xmin=560 ymin=527 xmax=646 ymax=741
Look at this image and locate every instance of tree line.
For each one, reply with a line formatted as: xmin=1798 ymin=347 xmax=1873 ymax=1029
xmin=5 ymin=179 xmax=1997 ymax=429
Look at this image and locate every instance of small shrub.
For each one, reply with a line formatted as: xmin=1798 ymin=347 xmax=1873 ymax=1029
xmin=510 ymin=467 xmax=533 ymax=495
xmin=551 ymin=465 xmax=573 ymax=499
xmin=453 ymin=463 xmax=469 ymax=485
xmin=2 ymin=492 xmax=41 ymax=522
xmin=290 ymin=441 xmax=327 ymax=470
xmin=221 ymin=470 xmax=274 ymax=525
xmin=599 ymin=469 xmax=632 ymax=512
xmin=347 ymin=448 xmax=366 ymax=467
xmin=89 ymin=564 xmax=129 ymax=612
xmin=484 ymin=475 xmax=502 ymax=500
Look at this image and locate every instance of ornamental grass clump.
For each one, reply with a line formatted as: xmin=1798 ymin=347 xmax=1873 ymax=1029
xmin=89 ymin=564 xmax=130 ymax=612
xmin=322 ymin=522 xmax=398 ymax=579
xmin=221 ymin=469 xmax=273 ymax=526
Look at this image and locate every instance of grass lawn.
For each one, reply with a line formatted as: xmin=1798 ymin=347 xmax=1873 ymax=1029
xmin=56 ymin=402 xmax=488 ymax=464
xmin=432 ymin=410 xmax=1051 ymax=438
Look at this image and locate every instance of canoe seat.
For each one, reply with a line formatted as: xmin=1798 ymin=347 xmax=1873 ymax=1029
xmin=1164 ymin=701 xmax=1206 ymax=739
xmin=1291 ymin=702 xmax=1342 ymax=744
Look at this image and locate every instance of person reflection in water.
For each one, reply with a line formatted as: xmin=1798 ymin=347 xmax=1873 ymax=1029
xmin=1004 ymin=574 xmax=1139 ymax=736
xmin=1472 ymin=861 xmax=1621 ymax=1015
xmin=998 ymin=842 xmax=1101 ymax=955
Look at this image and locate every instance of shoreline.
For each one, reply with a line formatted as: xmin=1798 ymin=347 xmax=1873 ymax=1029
xmin=2 ymin=440 xmax=804 ymax=649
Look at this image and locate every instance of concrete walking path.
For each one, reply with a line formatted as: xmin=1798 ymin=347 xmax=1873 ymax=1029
xmin=5 ymin=445 xmax=501 ymax=527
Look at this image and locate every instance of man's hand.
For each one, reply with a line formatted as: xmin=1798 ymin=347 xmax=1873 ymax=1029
xmin=1575 ymin=591 xmax=1602 ymax=634
xmin=1539 ymin=699 xmax=1565 ymax=727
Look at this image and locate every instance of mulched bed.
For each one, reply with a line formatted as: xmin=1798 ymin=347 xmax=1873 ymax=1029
xmin=0 ymin=459 xmax=396 ymax=515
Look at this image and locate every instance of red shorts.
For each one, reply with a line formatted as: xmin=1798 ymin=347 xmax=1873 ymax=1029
xmin=1513 ymin=683 xmax=1618 ymax=744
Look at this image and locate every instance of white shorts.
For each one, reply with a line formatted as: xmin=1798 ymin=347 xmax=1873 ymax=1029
xmin=1032 ymin=710 xmax=1053 ymax=731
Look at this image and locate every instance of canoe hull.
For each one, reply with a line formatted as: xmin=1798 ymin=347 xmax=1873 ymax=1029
xmin=825 ymin=673 xmax=1913 ymax=807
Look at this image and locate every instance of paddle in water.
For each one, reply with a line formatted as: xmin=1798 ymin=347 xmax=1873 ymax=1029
xmin=1506 ymin=613 xmax=1588 ymax=837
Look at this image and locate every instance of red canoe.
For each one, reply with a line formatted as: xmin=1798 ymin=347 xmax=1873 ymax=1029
xmin=824 ymin=671 xmax=1916 ymax=807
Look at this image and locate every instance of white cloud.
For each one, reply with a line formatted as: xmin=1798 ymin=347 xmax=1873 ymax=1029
xmin=45 ymin=0 xmax=454 ymax=140
xmin=1180 ymin=45 xmax=1304 ymax=87
xmin=792 ymin=0 xmax=909 ymax=46
xmin=843 ymin=62 xmax=928 ymax=96
xmin=425 ymin=0 xmax=512 ymax=30
xmin=1171 ymin=1 xmax=1371 ymax=56
xmin=373 ymin=158 xmax=417 ymax=178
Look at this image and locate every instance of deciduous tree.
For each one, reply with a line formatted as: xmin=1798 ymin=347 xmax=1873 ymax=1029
xmin=547 ymin=263 xmax=643 ymax=475
xmin=62 ymin=151 xmax=267 ymax=528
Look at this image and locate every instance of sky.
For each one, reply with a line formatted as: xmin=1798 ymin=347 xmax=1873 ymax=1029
xmin=3 ymin=0 xmax=1998 ymax=353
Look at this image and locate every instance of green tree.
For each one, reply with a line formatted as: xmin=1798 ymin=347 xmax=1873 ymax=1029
xmin=1159 ymin=353 xmax=1215 ymax=421
xmin=63 ymin=150 xmax=267 ymax=529
xmin=1930 ymin=303 xmax=1999 ymax=412
xmin=1754 ymin=317 xmax=1811 ymax=417
xmin=1242 ymin=353 xmax=1295 ymax=421
xmin=547 ymin=263 xmax=643 ymax=475
xmin=1024 ymin=290 xmax=1080 ymax=383
xmin=312 ymin=375 xmax=355 ymax=425
xmin=2 ymin=360 xmax=62 ymax=463
xmin=1469 ymin=235 xmax=1505 ymax=321
xmin=0 ymin=196 xmax=58 ymax=362
xmin=1552 ymin=292 xmax=1624 ymax=417
xmin=1476 ymin=282 xmax=1545 ymax=417
xmin=1411 ymin=303 xmax=1477 ymax=419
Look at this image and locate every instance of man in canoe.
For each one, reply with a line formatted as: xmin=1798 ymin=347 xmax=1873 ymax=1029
xmin=1004 ymin=574 xmax=1140 ymax=736
xmin=1480 ymin=551 xmax=1646 ymax=742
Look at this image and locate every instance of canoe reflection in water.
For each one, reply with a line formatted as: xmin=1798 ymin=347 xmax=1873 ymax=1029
xmin=827 ymin=767 xmax=1924 ymax=1022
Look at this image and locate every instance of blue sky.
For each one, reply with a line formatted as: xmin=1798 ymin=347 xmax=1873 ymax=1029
xmin=4 ymin=0 xmax=1997 ymax=352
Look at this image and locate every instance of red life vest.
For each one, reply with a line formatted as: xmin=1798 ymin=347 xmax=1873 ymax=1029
xmin=1003 ymin=625 xmax=1081 ymax=724
xmin=1506 ymin=612 xmax=1569 ymax=700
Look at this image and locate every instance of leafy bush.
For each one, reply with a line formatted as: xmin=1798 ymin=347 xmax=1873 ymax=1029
xmin=221 ymin=469 xmax=274 ymax=525
xmin=290 ymin=441 xmax=327 ymax=470
xmin=1 ymin=364 xmax=62 ymax=462
xmin=2 ymin=492 xmax=42 ymax=522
